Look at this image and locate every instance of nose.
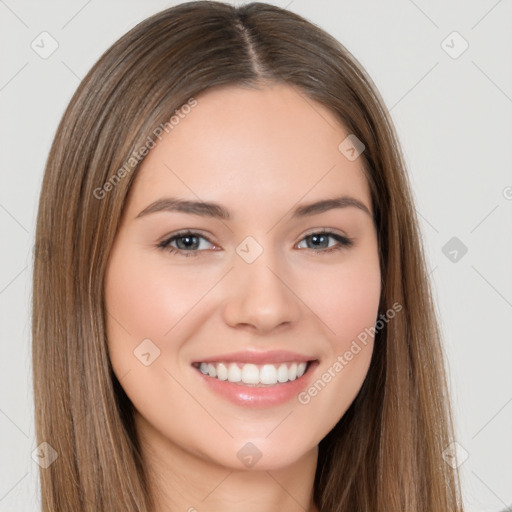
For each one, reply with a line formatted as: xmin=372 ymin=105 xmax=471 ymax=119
xmin=221 ymin=249 xmax=301 ymax=334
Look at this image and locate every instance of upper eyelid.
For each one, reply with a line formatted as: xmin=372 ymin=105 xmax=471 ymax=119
xmin=163 ymin=230 xmax=215 ymax=245
xmin=301 ymin=226 xmax=349 ymax=238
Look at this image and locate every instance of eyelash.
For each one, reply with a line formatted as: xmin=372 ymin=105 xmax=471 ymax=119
xmin=156 ymin=230 xmax=354 ymax=258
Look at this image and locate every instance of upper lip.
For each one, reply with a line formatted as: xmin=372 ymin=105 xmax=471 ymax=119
xmin=191 ymin=350 xmax=318 ymax=365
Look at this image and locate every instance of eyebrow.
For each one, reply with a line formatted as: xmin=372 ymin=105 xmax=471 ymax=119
xmin=135 ymin=195 xmax=372 ymax=220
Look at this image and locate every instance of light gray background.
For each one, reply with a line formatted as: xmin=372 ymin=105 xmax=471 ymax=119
xmin=1 ymin=1 xmax=511 ymax=510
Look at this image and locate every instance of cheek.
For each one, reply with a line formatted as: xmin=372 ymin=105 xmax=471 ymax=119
xmin=302 ymin=252 xmax=381 ymax=350
xmin=104 ymin=251 xmax=214 ymax=348
xmin=292 ymin=249 xmax=381 ymax=426
xmin=322 ymin=270 xmax=380 ymax=347
xmin=103 ymin=251 xmax=217 ymax=439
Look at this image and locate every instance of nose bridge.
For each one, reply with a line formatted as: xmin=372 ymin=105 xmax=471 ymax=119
xmin=221 ymin=237 xmax=300 ymax=332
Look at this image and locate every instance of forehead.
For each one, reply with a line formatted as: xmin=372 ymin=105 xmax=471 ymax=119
xmin=127 ymin=83 xmax=371 ymax=218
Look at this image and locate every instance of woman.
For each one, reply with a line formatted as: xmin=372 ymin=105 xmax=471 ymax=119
xmin=32 ymin=1 xmax=465 ymax=510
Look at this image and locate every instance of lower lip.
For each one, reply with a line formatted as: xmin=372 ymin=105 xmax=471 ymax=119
xmin=193 ymin=361 xmax=319 ymax=408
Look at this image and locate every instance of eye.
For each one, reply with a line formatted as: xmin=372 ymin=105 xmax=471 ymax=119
xmin=296 ymin=231 xmax=354 ymax=254
xmin=157 ymin=231 xmax=217 ymax=258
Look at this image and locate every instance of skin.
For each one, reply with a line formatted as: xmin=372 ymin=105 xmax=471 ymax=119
xmin=104 ymin=83 xmax=381 ymax=512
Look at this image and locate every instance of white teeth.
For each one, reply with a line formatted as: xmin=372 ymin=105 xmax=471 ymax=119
xmin=260 ymin=364 xmax=277 ymax=384
xmin=227 ymin=363 xmax=242 ymax=382
xmin=288 ymin=362 xmax=297 ymax=381
xmin=277 ymin=364 xmax=289 ymax=383
xmin=207 ymin=363 xmax=216 ymax=378
xmin=198 ymin=361 xmax=309 ymax=385
xmin=216 ymin=362 xmax=228 ymax=381
xmin=241 ymin=364 xmax=259 ymax=384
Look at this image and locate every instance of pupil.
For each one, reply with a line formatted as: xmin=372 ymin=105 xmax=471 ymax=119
xmin=310 ymin=234 xmax=328 ymax=248
xmin=177 ymin=235 xmax=198 ymax=250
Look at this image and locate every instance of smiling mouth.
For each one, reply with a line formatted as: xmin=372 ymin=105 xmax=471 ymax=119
xmin=191 ymin=360 xmax=316 ymax=386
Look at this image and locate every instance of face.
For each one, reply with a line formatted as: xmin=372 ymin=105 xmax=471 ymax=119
xmin=104 ymin=83 xmax=381 ymax=471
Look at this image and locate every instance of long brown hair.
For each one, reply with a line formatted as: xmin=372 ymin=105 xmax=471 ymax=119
xmin=32 ymin=2 xmax=465 ymax=510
